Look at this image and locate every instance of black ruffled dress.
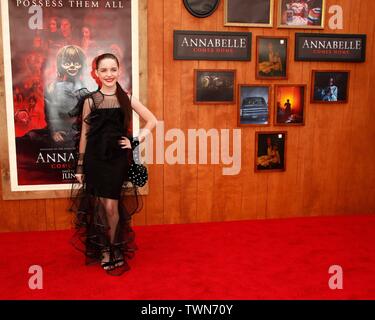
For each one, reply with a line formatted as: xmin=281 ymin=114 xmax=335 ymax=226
xmin=68 ymin=89 xmax=143 ymax=275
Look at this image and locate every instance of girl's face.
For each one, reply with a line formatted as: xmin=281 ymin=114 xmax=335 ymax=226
xmin=95 ymin=58 xmax=120 ymax=88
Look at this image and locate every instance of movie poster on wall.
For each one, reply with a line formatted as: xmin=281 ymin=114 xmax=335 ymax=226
xmin=1 ymin=0 xmax=139 ymax=194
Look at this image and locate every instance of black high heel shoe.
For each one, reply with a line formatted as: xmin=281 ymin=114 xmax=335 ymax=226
xmin=113 ymin=246 xmax=125 ymax=268
xmin=100 ymin=247 xmax=115 ymax=271
xmin=103 ymin=245 xmax=130 ymax=276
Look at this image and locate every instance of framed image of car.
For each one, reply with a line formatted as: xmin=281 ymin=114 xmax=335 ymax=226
xmin=238 ymin=85 xmax=271 ymax=126
xmin=255 ymin=131 xmax=287 ymax=172
xmin=311 ymin=70 xmax=350 ymax=103
xmin=194 ymin=69 xmax=236 ymax=104
xmin=274 ymin=84 xmax=306 ymax=125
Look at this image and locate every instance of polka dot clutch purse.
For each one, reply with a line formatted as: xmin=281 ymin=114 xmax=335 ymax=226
xmin=128 ymin=137 xmax=148 ymax=187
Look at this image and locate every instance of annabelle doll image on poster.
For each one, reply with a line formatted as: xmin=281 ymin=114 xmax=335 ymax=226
xmin=2 ymin=0 xmax=133 ymax=188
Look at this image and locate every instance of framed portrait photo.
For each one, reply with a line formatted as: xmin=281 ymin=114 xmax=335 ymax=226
xmin=278 ymin=0 xmax=325 ymax=29
xmin=311 ymin=70 xmax=350 ymax=104
xmin=255 ymin=132 xmax=287 ymax=172
xmin=256 ymin=36 xmax=288 ymax=80
xmin=224 ymin=0 xmax=274 ymax=27
xmin=238 ymin=85 xmax=271 ymax=126
xmin=194 ymin=69 xmax=236 ymax=104
xmin=183 ymin=0 xmax=220 ymax=18
xmin=275 ymin=85 xmax=306 ymax=125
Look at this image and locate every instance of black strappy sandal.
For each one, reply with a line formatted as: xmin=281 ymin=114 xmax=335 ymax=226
xmin=104 ymin=245 xmax=130 ymax=276
xmin=100 ymin=247 xmax=115 ymax=271
xmin=113 ymin=246 xmax=125 ymax=268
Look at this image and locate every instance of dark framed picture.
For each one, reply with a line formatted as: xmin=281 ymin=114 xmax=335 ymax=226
xmin=255 ymin=132 xmax=287 ymax=172
xmin=295 ymin=33 xmax=367 ymax=62
xmin=183 ymin=0 xmax=220 ymax=18
xmin=224 ymin=0 xmax=274 ymax=27
xmin=275 ymin=85 xmax=306 ymax=125
xmin=256 ymin=36 xmax=288 ymax=80
xmin=194 ymin=70 xmax=236 ymax=104
xmin=278 ymin=0 xmax=325 ymax=29
xmin=174 ymin=30 xmax=251 ymax=61
xmin=238 ymin=85 xmax=271 ymax=126
xmin=311 ymin=70 xmax=350 ymax=103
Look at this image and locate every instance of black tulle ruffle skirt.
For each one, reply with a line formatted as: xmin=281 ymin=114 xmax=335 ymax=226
xmin=68 ymin=180 xmax=143 ymax=275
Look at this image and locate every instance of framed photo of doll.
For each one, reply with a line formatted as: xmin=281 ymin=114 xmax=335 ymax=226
xmin=0 ymin=0 xmax=148 ymax=199
xmin=277 ymin=0 xmax=326 ymax=29
xmin=256 ymin=36 xmax=288 ymax=80
xmin=274 ymin=85 xmax=306 ymax=125
xmin=255 ymin=131 xmax=287 ymax=172
xmin=311 ymin=70 xmax=350 ymax=104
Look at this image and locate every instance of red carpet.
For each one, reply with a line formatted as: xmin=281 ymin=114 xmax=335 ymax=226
xmin=0 ymin=215 xmax=374 ymax=300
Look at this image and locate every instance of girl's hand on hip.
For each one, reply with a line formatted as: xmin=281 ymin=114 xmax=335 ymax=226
xmin=118 ymin=136 xmax=131 ymax=149
xmin=75 ymin=173 xmax=84 ymax=184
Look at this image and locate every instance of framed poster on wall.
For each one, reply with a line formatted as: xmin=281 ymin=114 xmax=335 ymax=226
xmin=311 ymin=70 xmax=350 ymax=104
xmin=194 ymin=69 xmax=236 ymax=104
xmin=255 ymin=131 xmax=287 ymax=172
xmin=224 ymin=0 xmax=274 ymax=27
xmin=237 ymin=85 xmax=271 ymax=126
xmin=256 ymin=36 xmax=288 ymax=80
xmin=274 ymin=84 xmax=306 ymax=125
xmin=277 ymin=0 xmax=325 ymax=29
xmin=0 ymin=0 xmax=148 ymax=200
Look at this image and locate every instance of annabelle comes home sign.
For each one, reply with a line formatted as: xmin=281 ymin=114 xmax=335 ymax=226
xmin=295 ymin=33 xmax=366 ymax=62
xmin=174 ymin=30 xmax=251 ymax=61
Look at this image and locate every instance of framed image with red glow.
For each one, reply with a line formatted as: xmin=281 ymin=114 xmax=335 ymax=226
xmin=255 ymin=131 xmax=287 ymax=172
xmin=274 ymin=85 xmax=306 ymax=125
xmin=0 ymin=0 xmax=147 ymax=199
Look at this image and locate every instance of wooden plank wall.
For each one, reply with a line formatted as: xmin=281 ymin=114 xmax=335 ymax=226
xmin=0 ymin=0 xmax=374 ymax=232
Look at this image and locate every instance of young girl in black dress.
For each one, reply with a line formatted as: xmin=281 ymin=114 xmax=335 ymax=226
xmin=69 ymin=53 xmax=157 ymax=276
